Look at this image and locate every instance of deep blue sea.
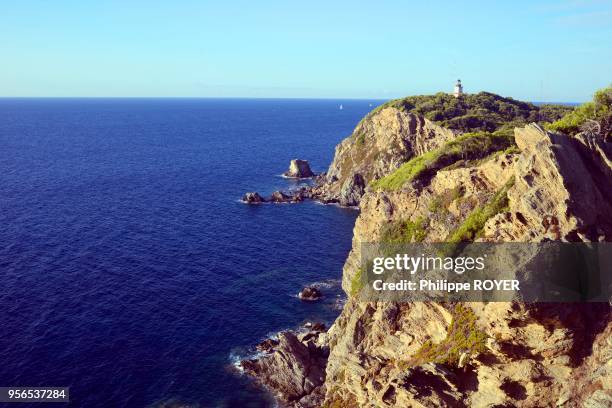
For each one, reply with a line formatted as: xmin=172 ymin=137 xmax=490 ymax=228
xmin=0 ymin=99 xmax=378 ymax=407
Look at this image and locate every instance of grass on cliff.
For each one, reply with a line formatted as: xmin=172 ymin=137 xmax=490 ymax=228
xmin=429 ymin=186 xmax=465 ymax=217
xmin=402 ymin=304 xmax=487 ymax=368
xmin=350 ymin=267 xmax=364 ymax=297
xmin=445 ymin=177 xmax=515 ymax=243
xmin=380 ymin=217 xmax=428 ymax=243
xmin=364 ymin=91 xmax=572 ymax=133
xmin=370 ymin=131 xmax=515 ymax=191
xmin=354 ymin=130 xmax=367 ymax=146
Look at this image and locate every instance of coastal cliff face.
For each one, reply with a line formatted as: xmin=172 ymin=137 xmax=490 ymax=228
xmin=323 ymin=123 xmax=612 ymax=407
xmin=310 ymin=107 xmax=455 ymax=206
xmin=242 ymin=93 xmax=612 ymax=407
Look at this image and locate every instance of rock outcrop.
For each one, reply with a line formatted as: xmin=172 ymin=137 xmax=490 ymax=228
xmin=241 ymin=329 xmax=328 ymax=407
xmin=284 ymin=159 xmax=315 ymax=178
xmin=337 ymin=173 xmax=365 ymax=207
xmin=270 ymin=190 xmax=303 ymax=203
xmin=298 ymin=286 xmax=322 ymax=301
xmin=245 ymin=109 xmax=455 ymax=207
xmin=241 ymin=190 xmax=306 ymax=204
xmin=309 ymin=108 xmax=456 ymax=206
xmin=241 ymin=192 xmax=265 ymax=204
xmin=483 ymin=124 xmax=612 ymax=242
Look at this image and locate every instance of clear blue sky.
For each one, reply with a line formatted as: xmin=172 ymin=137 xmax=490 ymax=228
xmin=1 ymin=1 xmax=610 ymax=101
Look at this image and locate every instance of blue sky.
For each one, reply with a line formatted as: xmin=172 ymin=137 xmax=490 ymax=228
xmin=1 ymin=1 xmax=610 ymax=101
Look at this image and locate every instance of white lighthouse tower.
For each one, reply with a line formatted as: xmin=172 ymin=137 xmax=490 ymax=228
xmin=453 ymin=79 xmax=464 ymax=97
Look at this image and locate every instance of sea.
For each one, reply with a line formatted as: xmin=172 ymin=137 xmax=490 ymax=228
xmin=0 ymin=98 xmax=379 ymax=407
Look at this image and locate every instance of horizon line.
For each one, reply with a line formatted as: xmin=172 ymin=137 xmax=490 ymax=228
xmin=0 ymin=95 xmax=585 ymax=104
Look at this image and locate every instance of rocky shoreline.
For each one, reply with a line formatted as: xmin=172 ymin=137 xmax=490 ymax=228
xmin=240 ymin=323 xmax=329 ymax=407
xmin=234 ymin=279 xmax=344 ymax=406
xmin=241 ymin=170 xmax=365 ymax=208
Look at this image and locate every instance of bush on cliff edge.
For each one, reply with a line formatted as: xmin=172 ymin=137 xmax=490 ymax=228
xmin=547 ymin=85 xmax=612 ymax=141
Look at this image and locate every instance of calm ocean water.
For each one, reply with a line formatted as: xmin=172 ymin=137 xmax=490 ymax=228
xmin=0 ymin=99 xmax=377 ymax=407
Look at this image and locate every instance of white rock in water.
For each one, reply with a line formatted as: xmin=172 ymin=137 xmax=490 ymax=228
xmin=284 ymin=159 xmax=314 ymax=178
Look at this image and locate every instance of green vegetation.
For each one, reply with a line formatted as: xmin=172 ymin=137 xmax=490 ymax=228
xmin=369 ymin=151 xmax=432 ymax=190
xmin=446 ymin=177 xmax=515 ymax=243
xmin=370 ymin=131 xmax=515 ymax=191
xmin=428 ymin=186 xmax=464 ymax=217
xmin=350 ymin=267 xmax=364 ymax=297
xmin=354 ymin=131 xmax=367 ymax=146
xmin=547 ymin=85 xmax=611 ymax=141
xmin=367 ymin=91 xmax=571 ymax=133
xmin=404 ymin=304 xmax=487 ymax=368
xmin=498 ymin=145 xmax=521 ymax=156
xmin=380 ymin=217 xmax=428 ymax=243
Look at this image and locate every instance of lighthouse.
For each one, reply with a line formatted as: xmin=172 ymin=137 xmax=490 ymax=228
xmin=453 ymin=79 xmax=464 ymax=98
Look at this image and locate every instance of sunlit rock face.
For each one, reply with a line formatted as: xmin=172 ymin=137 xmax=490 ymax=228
xmin=322 ymin=124 xmax=612 ymax=407
xmin=242 ymin=102 xmax=612 ymax=407
xmin=310 ymin=108 xmax=455 ymax=206
xmin=284 ymin=159 xmax=315 ymax=178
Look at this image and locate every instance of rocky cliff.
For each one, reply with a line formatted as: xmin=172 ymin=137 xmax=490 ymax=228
xmin=310 ymin=107 xmax=455 ymax=206
xmin=323 ymin=123 xmax=611 ymax=407
xmin=242 ymin=94 xmax=612 ymax=407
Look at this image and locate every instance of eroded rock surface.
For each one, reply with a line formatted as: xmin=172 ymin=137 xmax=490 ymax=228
xmin=241 ymin=330 xmax=328 ymax=407
xmin=310 ymin=108 xmax=455 ymax=206
xmin=483 ymin=124 xmax=612 ymax=242
xmin=322 ymin=125 xmax=612 ymax=407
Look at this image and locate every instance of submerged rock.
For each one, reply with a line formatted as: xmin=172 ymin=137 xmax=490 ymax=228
xmin=298 ymin=286 xmax=322 ymax=301
xmin=241 ymin=192 xmax=265 ymax=204
xmin=284 ymin=159 xmax=315 ymax=178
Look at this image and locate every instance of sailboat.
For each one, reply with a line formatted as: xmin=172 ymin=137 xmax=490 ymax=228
xmin=339 ymin=104 xmax=343 ymax=110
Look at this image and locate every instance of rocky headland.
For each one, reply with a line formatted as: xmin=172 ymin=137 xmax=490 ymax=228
xmin=240 ymin=89 xmax=612 ymax=407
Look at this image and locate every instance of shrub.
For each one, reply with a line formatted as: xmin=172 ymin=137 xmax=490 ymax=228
xmin=446 ymin=177 xmax=515 ymax=243
xmin=428 ymin=186 xmax=464 ymax=217
xmin=404 ymin=304 xmax=488 ymax=368
xmin=380 ymin=217 xmax=428 ymax=243
xmin=547 ymin=85 xmax=611 ymax=140
xmin=365 ymin=91 xmax=572 ymax=133
xmin=354 ymin=131 xmax=366 ymax=146
xmin=350 ymin=268 xmax=364 ymax=297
